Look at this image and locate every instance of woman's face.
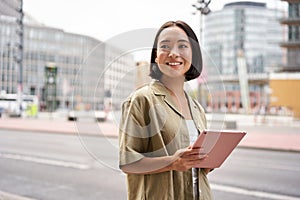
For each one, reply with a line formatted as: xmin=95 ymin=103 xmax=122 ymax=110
xmin=155 ymin=26 xmax=192 ymax=79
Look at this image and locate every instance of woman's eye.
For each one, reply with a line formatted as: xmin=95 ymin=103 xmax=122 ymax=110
xmin=160 ymin=45 xmax=170 ymax=49
xmin=179 ymin=44 xmax=188 ymax=48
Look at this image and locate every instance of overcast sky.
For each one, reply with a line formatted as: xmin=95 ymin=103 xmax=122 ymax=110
xmin=23 ymin=0 xmax=285 ymax=40
xmin=23 ymin=0 xmax=286 ymax=61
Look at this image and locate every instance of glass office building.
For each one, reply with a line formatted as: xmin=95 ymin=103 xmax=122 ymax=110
xmin=0 ymin=2 xmax=135 ymax=111
xmin=203 ymin=1 xmax=285 ymax=113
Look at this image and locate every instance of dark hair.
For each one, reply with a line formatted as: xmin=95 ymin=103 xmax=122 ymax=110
xmin=149 ymin=20 xmax=202 ymax=81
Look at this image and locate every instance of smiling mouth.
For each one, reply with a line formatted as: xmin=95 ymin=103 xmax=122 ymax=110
xmin=166 ymin=62 xmax=183 ymax=66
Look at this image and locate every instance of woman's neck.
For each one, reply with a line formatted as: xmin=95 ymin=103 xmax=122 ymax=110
xmin=160 ymin=76 xmax=185 ymax=97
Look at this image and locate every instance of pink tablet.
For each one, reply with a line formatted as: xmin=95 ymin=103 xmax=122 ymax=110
xmin=192 ymin=130 xmax=246 ymax=168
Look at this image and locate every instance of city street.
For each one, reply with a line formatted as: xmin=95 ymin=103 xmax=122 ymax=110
xmin=0 ymin=129 xmax=299 ymax=200
xmin=1 ymin=1 xmax=300 ymax=199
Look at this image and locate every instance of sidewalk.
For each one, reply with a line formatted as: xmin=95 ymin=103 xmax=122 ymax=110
xmin=0 ymin=112 xmax=300 ymax=152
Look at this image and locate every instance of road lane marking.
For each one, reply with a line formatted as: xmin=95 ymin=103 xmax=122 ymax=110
xmin=0 ymin=152 xmax=90 ymax=170
xmin=211 ymin=183 xmax=300 ymax=200
xmin=0 ymin=190 xmax=37 ymax=200
xmin=0 ymin=191 xmax=34 ymax=200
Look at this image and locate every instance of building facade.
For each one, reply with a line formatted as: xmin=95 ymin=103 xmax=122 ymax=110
xmin=270 ymin=0 xmax=300 ymax=118
xmin=0 ymin=2 xmax=135 ymax=112
xmin=203 ymin=1 xmax=285 ymax=113
xmin=280 ymin=0 xmax=300 ymax=71
xmin=103 ymin=44 xmax=135 ymax=110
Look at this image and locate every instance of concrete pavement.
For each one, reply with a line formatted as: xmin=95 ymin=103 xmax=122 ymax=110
xmin=0 ymin=112 xmax=300 ymax=152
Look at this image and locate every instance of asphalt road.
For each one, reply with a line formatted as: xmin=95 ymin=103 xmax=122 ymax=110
xmin=0 ymin=129 xmax=299 ymax=200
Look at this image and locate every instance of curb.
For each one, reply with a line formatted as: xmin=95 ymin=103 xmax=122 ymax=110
xmin=0 ymin=191 xmax=36 ymax=200
xmin=237 ymin=145 xmax=300 ymax=153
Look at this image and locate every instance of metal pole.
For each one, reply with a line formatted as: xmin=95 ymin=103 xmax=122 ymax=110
xmin=16 ymin=0 xmax=24 ymax=117
xmin=192 ymin=0 xmax=211 ymax=108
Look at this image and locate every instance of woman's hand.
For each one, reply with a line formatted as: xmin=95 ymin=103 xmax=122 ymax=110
xmin=170 ymin=147 xmax=207 ymax=172
xmin=120 ymin=146 xmax=210 ymax=175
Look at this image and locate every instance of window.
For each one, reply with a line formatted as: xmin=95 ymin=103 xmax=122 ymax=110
xmin=288 ymin=26 xmax=300 ymax=41
xmin=289 ymin=3 xmax=300 ymax=18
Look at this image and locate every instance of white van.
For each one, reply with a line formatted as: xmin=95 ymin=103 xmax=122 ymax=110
xmin=0 ymin=93 xmax=38 ymax=117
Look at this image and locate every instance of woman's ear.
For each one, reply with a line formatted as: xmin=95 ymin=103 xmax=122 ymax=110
xmin=155 ymin=58 xmax=158 ymax=63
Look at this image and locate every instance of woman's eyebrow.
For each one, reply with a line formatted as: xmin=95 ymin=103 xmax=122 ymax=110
xmin=159 ymin=39 xmax=171 ymax=43
xmin=159 ymin=39 xmax=189 ymax=43
xmin=178 ymin=39 xmax=190 ymax=43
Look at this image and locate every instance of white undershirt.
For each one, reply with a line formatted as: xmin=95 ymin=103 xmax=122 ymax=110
xmin=185 ymin=120 xmax=199 ymax=198
xmin=186 ymin=120 xmax=198 ymax=145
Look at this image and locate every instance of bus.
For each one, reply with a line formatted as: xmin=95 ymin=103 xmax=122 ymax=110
xmin=0 ymin=93 xmax=39 ymax=117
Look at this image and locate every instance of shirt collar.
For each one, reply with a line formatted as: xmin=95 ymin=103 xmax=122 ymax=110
xmin=150 ymin=80 xmax=199 ymax=120
xmin=149 ymin=80 xmax=206 ymax=132
xmin=150 ymin=80 xmax=169 ymax=96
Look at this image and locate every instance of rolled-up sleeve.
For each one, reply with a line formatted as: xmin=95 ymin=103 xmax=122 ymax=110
xmin=119 ymin=97 xmax=150 ymax=167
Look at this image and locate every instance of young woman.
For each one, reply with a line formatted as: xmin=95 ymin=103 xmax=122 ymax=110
xmin=119 ymin=20 xmax=213 ymax=200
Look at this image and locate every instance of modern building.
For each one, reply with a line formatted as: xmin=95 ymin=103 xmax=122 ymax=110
xmin=103 ymin=44 xmax=135 ymax=110
xmin=203 ymin=1 xmax=285 ymax=113
xmin=279 ymin=0 xmax=300 ymax=72
xmin=269 ymin=0 xmax=300 ymax=118
xmin=0 ymin=1 xmax=135 ymax=112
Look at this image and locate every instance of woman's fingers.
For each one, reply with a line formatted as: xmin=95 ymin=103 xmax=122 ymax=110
xmin=181 ymin=153 xmax=208 ymax=161
xmin=181 ymin=147 xmax=205 ymax=157
xmin=172 ymin=152 xmax=209 ymax=171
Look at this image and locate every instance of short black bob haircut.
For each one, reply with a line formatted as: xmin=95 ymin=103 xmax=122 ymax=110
xmin=149 ymin=20 xmax=202 ymax=81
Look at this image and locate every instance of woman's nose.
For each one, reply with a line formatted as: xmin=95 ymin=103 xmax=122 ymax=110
xmin=168 ymin=47 xmax=179 ymax=58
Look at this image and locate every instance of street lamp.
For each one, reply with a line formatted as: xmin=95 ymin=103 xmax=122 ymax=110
xmin=192 ymin=0 xmax=211 ymax=43
xmin=192 ymin=0 xmax=211 ymax=15
xmin=192 ymin=0 xmax=212 ymax=108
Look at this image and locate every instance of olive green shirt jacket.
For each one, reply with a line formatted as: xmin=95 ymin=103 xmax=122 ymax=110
xmin=119 ymin=80 xmax=213 ymax=200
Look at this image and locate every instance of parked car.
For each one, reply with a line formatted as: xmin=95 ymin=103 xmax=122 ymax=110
xmin=67 ymin=110 xmax=77 ymax=121
xmin=94 ymin=110 xmax=107 ymax=122
xmin=67 ymin=110 xmax=107 ymax=122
